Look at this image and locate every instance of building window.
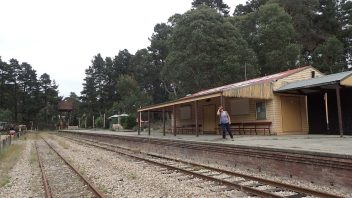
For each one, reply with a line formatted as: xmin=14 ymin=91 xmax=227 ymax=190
xmin=256 ymin=101 xmax=266 ymax=120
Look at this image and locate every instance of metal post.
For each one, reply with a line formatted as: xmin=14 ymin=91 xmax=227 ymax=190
xmin=335 ymin=85 xmax=344 ymax=137
xmin=220 ymin=92 xmax=224 ymax=107
xmin=163 ymin=108 xmax=166 ymax=136
xmin=195 ymin=101 xmax=199 ymax=137
xmin=173 ymin=105 xmax=176 ymax=136
xmin=138 ymin=111 xmax=141 ymax=135
xmin=148 ymin=110 xmax=151 ymax=136
xmin=324 ymin=93 xmax=330 ymax=131
xmin=103 ymin=113 xmax=106 ymax=128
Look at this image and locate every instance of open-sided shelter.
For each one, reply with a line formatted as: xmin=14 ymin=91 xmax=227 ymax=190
xmin=138 ymin=66 xmax=352 ymax=136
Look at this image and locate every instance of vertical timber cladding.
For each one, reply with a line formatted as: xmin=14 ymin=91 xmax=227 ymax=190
xmin=281 ymin=96 xmax=304 ymax=133
xmin=202 ymin=104 xmax=216 ymax=134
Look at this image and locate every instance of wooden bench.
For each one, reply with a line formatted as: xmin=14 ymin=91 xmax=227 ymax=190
xmin=175 ymin=124 xmax=202 ymax=134
xmin=218 ymin=121 xmax=272 ymax=135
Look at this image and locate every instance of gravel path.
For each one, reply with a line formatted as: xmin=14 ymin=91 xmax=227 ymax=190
xmin=49 ymin=135 xmax=249 ymax=197
xmin=0 ymin=140 xmax=34 ymax=198
xmin=37 ymin=139 xmax=97 ymax=197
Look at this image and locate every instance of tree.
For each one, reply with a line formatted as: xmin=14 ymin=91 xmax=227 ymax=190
xmin=110 ymin=75 xmax=151 ymax=115
xmin=147 ymin=23 xmax=176 ymax=101
xmin=17 ymin=62 xmax=38 ymax=122
xmin=337 ymin=0 xmax=352 ymax=66
xmin=192 ymin=0 xmax=230 ymax=15
xmin=312 ymin=36 xmax=346 ymax=73
xmin=38 ymin=73 xmax=60 ymax=128
xmin=233 ymin=3 xmax=301 ymax=75
xmin=163 ymin=6 xmax=258 ymax=97
xmin=233 ymin=0 xmax=268 ymax=16
xmin=113 ymin=49 xmax=132 ymax=76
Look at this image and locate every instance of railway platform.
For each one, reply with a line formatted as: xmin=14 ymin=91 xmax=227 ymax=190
xmin=59 ymin=129 xmax=352 ymax=157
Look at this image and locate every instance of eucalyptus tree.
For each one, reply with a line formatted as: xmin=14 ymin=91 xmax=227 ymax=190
xmin=110 ymin=75 xmax=151 ymax=116
xmin=163 ymin=6 xmax=258 ymax=97
xmin=192 ymin=0 xmax=230 ymax=15
xmin=233 ymin=0 xmax=268 ymax=16
xmin=337 ymin=0 xmax=352 ymax=66
xmin=148 ymin=23 xmax=176 ymax=101
xmin=312 ymin=36 xmax=346 ymax=73
xmin=233 ymin=3 xmax=301 ymax=75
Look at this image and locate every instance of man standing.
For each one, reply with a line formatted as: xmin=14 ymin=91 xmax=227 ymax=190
xmin=217 ymin=106 xmax=234 ymax=140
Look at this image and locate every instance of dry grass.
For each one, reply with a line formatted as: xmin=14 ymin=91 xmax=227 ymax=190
xmin=127 ymin=172 xmax=138 ymax=180
xmin=58 ymin=139 xmax=70 ymax=149
xmin=29 ymin=146 xmax=37 ymax=165
xmin=0 ymin=143 xmax=25 ymax=187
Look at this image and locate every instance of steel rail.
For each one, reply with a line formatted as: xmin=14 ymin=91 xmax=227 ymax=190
xmin=64 ymin=131 xmax=352 ymax=170
xmin=35 ymin=141 xmax=52 ymax=198
xmin=64 ymin=134 xmax=344 ymax=198
xmin=60 ymin=135 xmax=300 ymax=198
xmin=40 ymin=136 xmax=105 ymax=198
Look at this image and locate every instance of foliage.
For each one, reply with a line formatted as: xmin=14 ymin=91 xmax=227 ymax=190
xmin=0 ymin=109 xmax=12 ymax=122
xmin=192 ymin=0 xmax=230 ymax=15
xmin=163 ymin=6 xmax=258 ymax=97
xmin=109 ymin=75 xmax=152 ymax=115
xmin=0 ymin=57 xmax=60 ymax=128
xmin=233 ymin=3 xmax=301 ymax=75
xmin=312 ymin=36 xmax=346 ymax=73
xmin=95 ymin=116 xmax=104 ymax=128
xmin=120 ymin=115 xmax=137 ymax=129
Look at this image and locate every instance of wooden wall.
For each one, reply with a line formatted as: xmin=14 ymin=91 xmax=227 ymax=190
xmin=273 ymin=67 xmax=323 ymax=90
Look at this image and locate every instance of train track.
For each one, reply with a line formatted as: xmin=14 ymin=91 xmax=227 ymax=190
xmin=60 ymin=134 xmax=343 ymax=198
xmin=35 ymin=136 xmax=104 ymax=198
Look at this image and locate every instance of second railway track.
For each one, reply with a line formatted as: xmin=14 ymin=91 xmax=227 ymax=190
xmin=59 ymin=134 xmax=343 ymax=198
xmin=35 ymin=135 xmax=104 ymax=198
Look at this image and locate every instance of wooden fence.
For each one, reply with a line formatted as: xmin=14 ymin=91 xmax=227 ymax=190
xmin=0 ymin=131 xmax=26 ymax=153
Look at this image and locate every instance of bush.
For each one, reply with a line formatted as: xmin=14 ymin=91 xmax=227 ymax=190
xmin=121 ymin=115 xmax=136 ymax=129
xmin=95 ymin=116 xmax=104 ymax=128
xmin=0 ymin=109 xmax=12 ymax=122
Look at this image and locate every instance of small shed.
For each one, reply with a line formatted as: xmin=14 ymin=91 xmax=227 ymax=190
xmin=108 ymin=114 xmax=128 ymax=130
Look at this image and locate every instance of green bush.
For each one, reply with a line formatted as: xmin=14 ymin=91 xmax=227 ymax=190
xmin=0 ymin=109 xmax=12 ymax=122
xmin=95 ymin=116 xmax=104 ymax=128
xmin=121 ymin=115 xmax=136 ymax=129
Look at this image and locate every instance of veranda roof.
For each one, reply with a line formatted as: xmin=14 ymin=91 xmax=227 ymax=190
xmin=275 ymin=70 xmax=352 ymax=94
xmin=138 ymin=66 xmax=311 ymax=112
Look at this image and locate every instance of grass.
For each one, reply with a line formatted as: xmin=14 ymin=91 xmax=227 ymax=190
xmin=127 ymin=172 xmax=138 ymax=180
xmin=58 ymin=139 xmax=70 ymax=149
xmin=0 ymin=143 xmax=25 ymax=187
xmin=29 ymin=147 xmax=38 ymax=165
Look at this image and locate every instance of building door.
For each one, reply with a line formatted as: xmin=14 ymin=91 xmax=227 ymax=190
xmin=203 ymin=105 xmax=216 ymax=134
xmin=281 ymin=96 xmax=302 ymax=132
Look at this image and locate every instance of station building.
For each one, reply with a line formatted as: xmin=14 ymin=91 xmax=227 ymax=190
xmin=138 ymin=66 xmax=352 ymax=136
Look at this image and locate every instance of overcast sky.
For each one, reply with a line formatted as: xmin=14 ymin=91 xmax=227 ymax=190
xmin=0 ymin=0 xmax=246 ymax=97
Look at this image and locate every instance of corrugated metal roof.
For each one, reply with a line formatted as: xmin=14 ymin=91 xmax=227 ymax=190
xmin=186 ymin=66 xmax=311 ymax=98
xmin=276 ymin=70 xmax=352 ymax=92
xmin=138 ymin=66 xmax=311 ymax=111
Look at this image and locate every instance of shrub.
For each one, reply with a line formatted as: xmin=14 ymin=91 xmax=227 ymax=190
xmin=95 ymin=116 xmax=104 ymax=128
xmin=121 ymin=115 xmax=136 ymax=129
